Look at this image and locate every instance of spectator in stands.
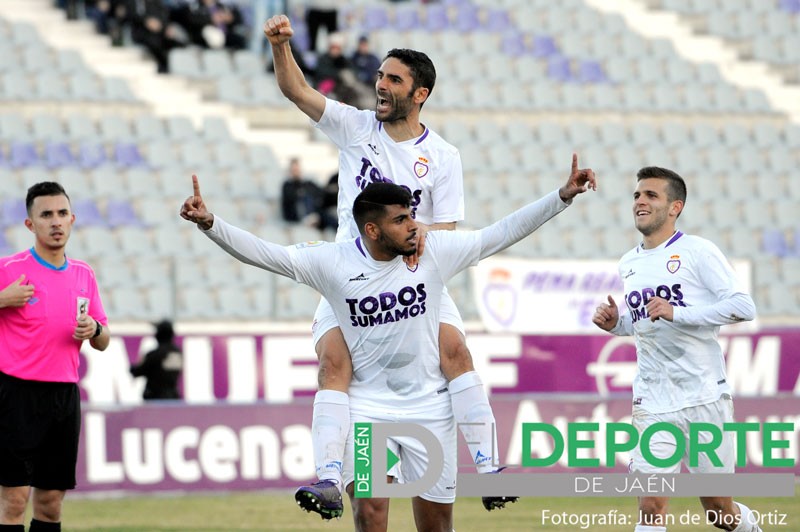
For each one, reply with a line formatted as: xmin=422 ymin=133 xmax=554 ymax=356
xmin=125 ymin=0 xmax=186 ymax=74
xmin=130 ymin=320 xmax=183 ymax=400
xmin=350 ymin=35 xmax=381 ymax=86
xmin=85 ymin=0 xmax=127 ymax=45
xmin=280 ymin=157 xmax=323 ymax=226
xmin=305 ymin=0 xmax=339 ymax=54
xmin=315 ymin=33 xmax=370 ymax=109
xmin=170 ymin=0 xmax=247 ymax=51
xmin=318 ymin=172 xmax=339 ymax=232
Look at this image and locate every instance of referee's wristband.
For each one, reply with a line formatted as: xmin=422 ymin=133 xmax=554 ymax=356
xmin=92 ymin=320 xmax=103 ymax=338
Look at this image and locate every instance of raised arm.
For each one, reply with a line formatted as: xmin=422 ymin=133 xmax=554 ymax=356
xmin=180 ymin=175 xmax=295 ymax=278
xmin=264 ymin=15 xmax=326 ymax=122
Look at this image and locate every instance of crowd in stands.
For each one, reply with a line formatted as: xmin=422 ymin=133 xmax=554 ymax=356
xmin=59 ymin=0 xmax=249 ymax=72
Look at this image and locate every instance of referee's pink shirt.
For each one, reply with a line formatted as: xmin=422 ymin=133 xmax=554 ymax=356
xmin=0 ymin=248 xmax=108 ymax=383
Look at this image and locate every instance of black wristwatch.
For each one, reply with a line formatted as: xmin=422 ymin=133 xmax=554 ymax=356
xmin=92 ymin=320 xmax=103 ymax=338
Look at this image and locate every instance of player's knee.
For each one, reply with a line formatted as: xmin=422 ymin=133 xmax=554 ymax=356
xmin=438 ymin=327 xmax=474 ymax=379
xmin=352 ymin=498 xmax=388 ymax=530
xmin=638 ymin=497 xmax=668 ymax=517
xmin=316 ymin=329 xmax=352 ymax=390
xmin=701 ymin=497 xmax=737 ymax=530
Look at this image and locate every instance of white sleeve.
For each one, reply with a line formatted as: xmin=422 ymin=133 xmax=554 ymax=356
xmin=312 ymin=98 xmax=371 ymax=148
xmin=610 ymin=313 xmax=634 ymax=336
xmin=478 ymin=189 xmax=569 ymax=258
xmin=431 ymin=149 xmax=465 ymax=224
xmin=201 ymin=216 xmax=296 ymax=279
xmin=672 ymin=242 xmax=756 ymax=326
xmin=425 ymin=231 xmax=482 ymax=281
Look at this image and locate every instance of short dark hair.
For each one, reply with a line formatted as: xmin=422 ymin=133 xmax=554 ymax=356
xmin=26 ymin=181 xmax=70 ymax=216
xmin=384 ymin=48 xmax=436 ymax=104
xmin=636 ymin=166 xmax=687 ymax=203
xmin=353 ymin=183 xmax=412 ymax=234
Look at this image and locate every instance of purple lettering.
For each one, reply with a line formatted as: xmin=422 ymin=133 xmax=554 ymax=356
xmin=359 ymin=296 xmax=379 ymax=315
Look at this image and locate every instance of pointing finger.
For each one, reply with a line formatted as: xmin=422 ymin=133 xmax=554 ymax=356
xmin=192 ymin=174 xmax=201 ymax=197
xmin=571 ymin=153 xmax=578 ymax=174
xmin=607 ymin=295 xmax=616 ymax=307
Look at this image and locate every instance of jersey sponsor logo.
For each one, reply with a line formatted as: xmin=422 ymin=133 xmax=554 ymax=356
xmin=623 ymin=269 xmax=635 ymax=279
xmin=346 ymin=283 xmax=427 ymax=327
xmin=625 ymin=284 xmax=686 ymax=323
xmin=413 ymin=160 xmax=429 ymax=179
xmin=666 ymin=254 xmax=681 ymax=274
xmin=349 ymin=273 xmax=370 ymax=282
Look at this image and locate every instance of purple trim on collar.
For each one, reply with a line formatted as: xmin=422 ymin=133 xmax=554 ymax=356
xmin=665 ymin=231 xmax=684 ymax=248
xmin=355 ymin=237 xmax=367 ymax=258
xmin=414 ymin=128 xmax=430 ymax=145
xmin=378 ymin=122 xmax=382 ymax=132
xmin=638 ymin=231 xmax=684 ymax=252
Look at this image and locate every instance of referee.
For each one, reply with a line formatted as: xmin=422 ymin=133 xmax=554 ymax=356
xmin=0 ymin=182 xmax=110 ymax=532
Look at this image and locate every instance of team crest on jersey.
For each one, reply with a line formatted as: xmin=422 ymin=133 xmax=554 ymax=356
xmin=666 ymin=254 xmax=681 ymax=274
xmin=295 ymin=241 xmax=324 ymax=249
xmin=413 ymin=158 xmax=429 ymax=178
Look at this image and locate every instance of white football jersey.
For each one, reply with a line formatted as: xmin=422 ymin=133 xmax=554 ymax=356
xmin=202 ymin=191 xmax=569 ymax=415
xmin=289 ymin=231 xmax=480 ymax=415
xmin=314 ymin=98 xmax=465 ymax=242
xmin=614 ymin=231 xmax=755 ymax=414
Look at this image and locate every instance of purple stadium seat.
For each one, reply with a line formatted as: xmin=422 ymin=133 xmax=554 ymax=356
xmin=780 ymin=0 xmax=800 ymax=13
xmin=485 ymin=9 xmax=512 ymax=32
xmin=115 ymin=142 xmax=146 ymax=167
xmin=362 ymin=6 xmax=389 ymax=31
xmin=394 ymin=7 xmax=420 ymax=31
xmin=578 ymin=60 xmax=608 ymax=84
xmin=45 ymin=142 xmax=77 ymax=169
xmin=532 ymin=35 xmax=559 ymax=58
xmin=0 ymin=199 xmax=27 ymax=228
xmin=455 ymin=5 xmax=480 ymax=32
xmin=501 ymin=33 xmax=526 ymax=57
xmin=106 ymin=198 xmax=144 ymax=228
xmin=424 ymin=4 xmax=450 ymax=31
xmin=547 ymin=55 xmax=573 ymax=82
xmin=9 ymin=142 xmax=40 ymax=168
xmin=762 ymin=228 xmax=789 ymax=257
xmin=72 ymin=198 xmax=106 ymax=227
xmin=80 ymin=142 xmax=108 ymax=169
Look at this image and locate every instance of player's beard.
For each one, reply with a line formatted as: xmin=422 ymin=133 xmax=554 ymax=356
xmin=375 ymin=87 xmax=415 ymax=123
xmin=634 ymin=208 xmax=668 ymax=237
xmin=378 ymin=230 xmax=417 ymax=257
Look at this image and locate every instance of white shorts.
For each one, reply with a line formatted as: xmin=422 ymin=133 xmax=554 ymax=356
xmin=343 ymin=404 xmax=458 ymax=504
xmin=629 ymin=395 xmax=735 ymax=474
xmin=311 ymin=287 xmax=465 ymax=346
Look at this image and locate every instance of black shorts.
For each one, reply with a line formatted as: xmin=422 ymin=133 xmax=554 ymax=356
xmin=0 ymin=371 xmax=80 ymax=490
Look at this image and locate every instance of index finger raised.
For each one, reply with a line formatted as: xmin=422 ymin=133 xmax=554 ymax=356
xmin=192 ymin=174 xmax=201 ymax=197
xmin=571 ymin=153 xmax=578 ymax=173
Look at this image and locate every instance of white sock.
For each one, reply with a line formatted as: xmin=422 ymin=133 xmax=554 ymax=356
xmin=311 ymin=390 xmax=349 ymax=488
xmin=732 ymin=502 xmax=762 ymax=532
xmin=634 ymin=526 xmax=666 ymax=532
xmin=449 ymin=371 xmax=498 ymax=474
